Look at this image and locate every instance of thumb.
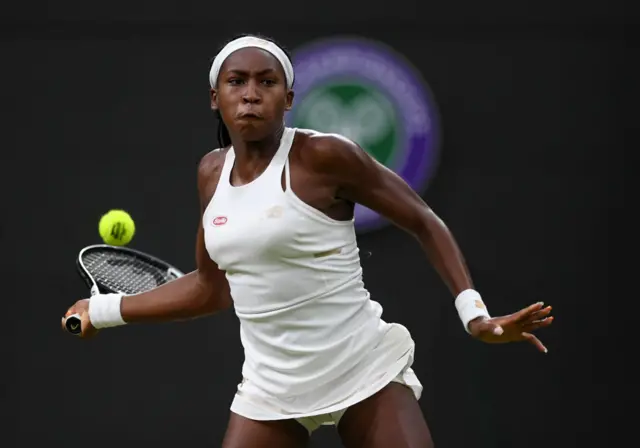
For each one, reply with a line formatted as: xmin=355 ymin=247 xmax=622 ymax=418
xmin=488 ymin=322 xmax=504 ymax=336
xmin=81 ymin=310 xmax=91 ymax=326
xmin=470 ymin=318 xmax=503 ymax=337
xmin=80 ymin=310 xmax=95 ymax=337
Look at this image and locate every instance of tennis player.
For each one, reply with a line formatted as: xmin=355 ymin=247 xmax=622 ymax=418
xmin=62 ymin=35 xmax=553 ymax=448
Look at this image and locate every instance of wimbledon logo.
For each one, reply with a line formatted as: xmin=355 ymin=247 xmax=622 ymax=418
xmin=287 ymin=37 xmax=441 ymax=233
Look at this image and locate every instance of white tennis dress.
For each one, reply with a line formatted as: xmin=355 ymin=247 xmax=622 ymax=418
xmin=203 ymin=127 xmax=422 ymax=432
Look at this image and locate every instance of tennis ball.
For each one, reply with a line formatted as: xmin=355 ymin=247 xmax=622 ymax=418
xmin=99 ymin=209 xmax=136 ymax=246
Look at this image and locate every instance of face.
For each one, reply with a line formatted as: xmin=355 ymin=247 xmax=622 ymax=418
xmin=211 ymin=47 xmax=294 ymax=142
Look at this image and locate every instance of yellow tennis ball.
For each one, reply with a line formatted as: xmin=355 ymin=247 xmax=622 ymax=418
xmin=98 ymin=209 xmax=136 ymax=246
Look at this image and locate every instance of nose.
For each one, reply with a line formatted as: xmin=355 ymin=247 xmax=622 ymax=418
xmin=242 ymin=80 xmax=262 ymax=104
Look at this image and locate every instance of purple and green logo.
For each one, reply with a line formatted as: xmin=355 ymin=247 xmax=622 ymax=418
xmin=287 ymin=37 xmax=441 ymax=233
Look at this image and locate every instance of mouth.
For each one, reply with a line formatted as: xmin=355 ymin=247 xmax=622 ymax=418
xmin=237 ymin=112 xmax=262 ymax=119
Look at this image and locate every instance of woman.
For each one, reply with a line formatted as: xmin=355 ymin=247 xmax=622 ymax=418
xmin=62 ymin=35 xmax=553 ymax=448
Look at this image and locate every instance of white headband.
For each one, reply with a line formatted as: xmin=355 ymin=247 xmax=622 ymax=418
xmin=209 ymin=36 xmax=294 ymax=89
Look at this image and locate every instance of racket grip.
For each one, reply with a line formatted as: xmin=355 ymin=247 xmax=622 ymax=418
xmin=65 ymin=313 xmax=83 ymax=335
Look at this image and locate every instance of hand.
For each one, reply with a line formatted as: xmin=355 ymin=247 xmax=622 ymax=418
xmin=61 ymin=299 xmax=98 ymax=338
xmin=468 ymin=302 xmax=553 ymax=353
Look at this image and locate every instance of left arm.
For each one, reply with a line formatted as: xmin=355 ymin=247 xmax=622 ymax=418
xmin=330 ymin=139 xmax=472 ymax=299
xmin=311 ymin=134 xmax=553 ymax=351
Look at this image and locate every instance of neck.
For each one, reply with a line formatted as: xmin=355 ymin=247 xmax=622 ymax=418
xmin=230 ymin=124 xmax=285 ymax=162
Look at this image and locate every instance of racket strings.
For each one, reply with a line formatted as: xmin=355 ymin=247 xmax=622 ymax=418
xmin=81 ymin=251 xmax=176 ymax=294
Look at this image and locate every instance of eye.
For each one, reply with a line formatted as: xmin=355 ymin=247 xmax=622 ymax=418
xmin=261 ymin=79 xmax=277 ymax=86
xmin=228 ymin=78 xmax=245 ymax=86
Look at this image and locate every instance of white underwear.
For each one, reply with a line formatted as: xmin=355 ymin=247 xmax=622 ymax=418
xmin=295 ymin=366 xmax=421 ymax=433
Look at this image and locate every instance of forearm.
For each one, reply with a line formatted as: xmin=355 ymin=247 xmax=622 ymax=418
xmin=415 ymin=211 xmax=474 ymax=297
xmin=120 ymin=270 xmax=224 ymax=323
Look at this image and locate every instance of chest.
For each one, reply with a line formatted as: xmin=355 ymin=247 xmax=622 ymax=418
xmin=203 ymin=190 xmax=304 ymax=269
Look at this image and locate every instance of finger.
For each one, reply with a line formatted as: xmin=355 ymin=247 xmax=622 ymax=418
xmin=80 ymin=311 xmax=96 ymax=338
xmin=511 ymin=302 xmax=545 ymax=322
xmin=521 ymin=306 xmax=552 ymax=324
xmin=83 ymin=312 xmax=91 ymax=336
xmin=521 ymin=317 xmax=554 ymax=332
xmin=522 ymin=332 xmax=548 ymax=353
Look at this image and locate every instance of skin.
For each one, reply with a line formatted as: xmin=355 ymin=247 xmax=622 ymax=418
xmin=62 ymin=46 xmax=554 ymax=447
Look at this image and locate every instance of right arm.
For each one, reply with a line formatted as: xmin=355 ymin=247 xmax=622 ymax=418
xmin=120 ymin=227 xmax=231 ymax=323
xmin=120 ymin=150 xmax=231 ymax=323
xmin=62 ymin=150 xmax=232 ymax=334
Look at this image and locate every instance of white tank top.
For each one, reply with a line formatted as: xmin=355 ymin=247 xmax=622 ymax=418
xmin=203 ymin=128 xmax=412 ymax=415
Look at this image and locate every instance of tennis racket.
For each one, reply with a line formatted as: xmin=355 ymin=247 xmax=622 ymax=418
xmin=65 ymin=244 xmax=184 ymax=335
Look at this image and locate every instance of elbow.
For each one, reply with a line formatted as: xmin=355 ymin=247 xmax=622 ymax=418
xmin=194 ymin=273 xmax=232 ymax=316
xmin=200 ymin=290 xmax=232 ymax=315
xmin=182 ymin=289 xmax=229 ymax=320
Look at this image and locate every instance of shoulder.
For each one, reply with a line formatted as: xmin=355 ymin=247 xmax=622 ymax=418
xmin=197 ymin=147 xmax=230 ymax=204
xmin=293 ymin=129 xmax=369 ymax=176
xmin=198 ymin=147 xmax=229 ymax=178
xmin=198 ymin=147 xmax=230 ymax=185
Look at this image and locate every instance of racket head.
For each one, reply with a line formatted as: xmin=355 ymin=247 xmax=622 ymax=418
xmin=76 ymin=244 xmax=184 ymax=295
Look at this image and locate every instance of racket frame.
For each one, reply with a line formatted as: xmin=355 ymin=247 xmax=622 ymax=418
xmin=65 ymin=244 xmax=184 ymax=335
xmin=76 ymin=244 xmax=184 ymax=294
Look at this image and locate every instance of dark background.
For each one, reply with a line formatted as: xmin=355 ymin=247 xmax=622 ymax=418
xmin=2 ymin=1 xmax=629 ymax=447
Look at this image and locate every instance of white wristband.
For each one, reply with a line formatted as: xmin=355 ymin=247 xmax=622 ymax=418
xmin=455 ymin=289 xmax=490 ymax=333
xmin=88 ymin=293 xmax=127 ymax=329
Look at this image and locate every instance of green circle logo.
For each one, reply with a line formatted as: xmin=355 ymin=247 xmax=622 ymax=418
xmin=287 ymin=38 xmax=441 ymax=233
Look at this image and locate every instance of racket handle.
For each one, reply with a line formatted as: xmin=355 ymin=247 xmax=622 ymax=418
xmin=65 ymin=313 xmax=82 ymax=335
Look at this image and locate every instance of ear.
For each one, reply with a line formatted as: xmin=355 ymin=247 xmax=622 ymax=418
xmin=284 ymin=90 xmax=295 ymax=111
xmin=210 ymin=89 xmax=219 ymax=111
